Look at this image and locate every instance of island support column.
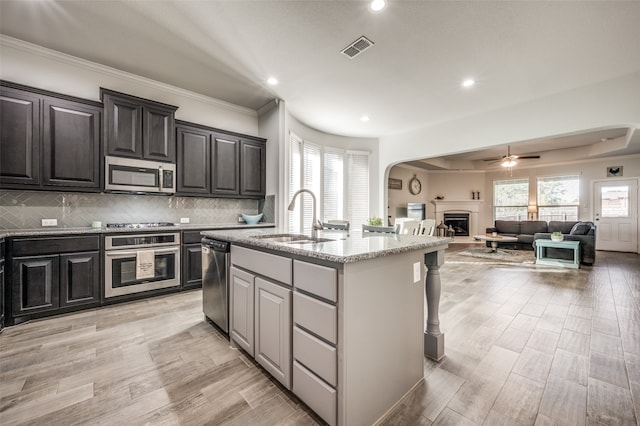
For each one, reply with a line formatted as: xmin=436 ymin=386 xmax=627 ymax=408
xmin=424 ymin=249 xmax=445 ymax=361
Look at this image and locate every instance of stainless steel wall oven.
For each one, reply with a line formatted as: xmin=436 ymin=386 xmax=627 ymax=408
xmin=104 ymin=232 xmax=181 ymax=298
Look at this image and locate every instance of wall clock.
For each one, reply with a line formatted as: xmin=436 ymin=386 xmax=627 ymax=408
xmin=409 ymin=175 xmax=422 ymax=195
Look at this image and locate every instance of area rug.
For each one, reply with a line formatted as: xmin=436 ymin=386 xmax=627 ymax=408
xmin=458 ymin=248 xmax=535 ymax=264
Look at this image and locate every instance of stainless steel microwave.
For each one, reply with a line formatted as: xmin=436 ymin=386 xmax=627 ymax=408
xmin=105 ymin=156 xmax=175 ymax=194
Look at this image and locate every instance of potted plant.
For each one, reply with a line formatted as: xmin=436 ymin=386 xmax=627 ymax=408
xmin=551 ymin=231 xmax=563 ymax=242
xmin=368 ymin=217 xmax=383 ymax=226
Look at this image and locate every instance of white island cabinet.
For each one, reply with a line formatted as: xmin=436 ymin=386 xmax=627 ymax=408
xmin=230 ymin=245 xmax=292 ymax=388
xmin=205 ymin=228 xmax=450 ymax=426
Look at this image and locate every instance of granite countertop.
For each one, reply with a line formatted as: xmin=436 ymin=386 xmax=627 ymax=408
xmin=201 ymin=228 xmax=452 ymax=264
xmin=0 ymin=223 xmax=275 ymax=239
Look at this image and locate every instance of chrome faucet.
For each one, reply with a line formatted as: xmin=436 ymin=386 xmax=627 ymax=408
xmin=287 ymin=188 xmax=322 ymax=239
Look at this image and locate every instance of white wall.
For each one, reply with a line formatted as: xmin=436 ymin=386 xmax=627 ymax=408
xmin=258 ymin=100 xmax=285 ymax=225
xmin=285 ymin=113 xmax=380 ymax=219
xmin=379 ymin=72 xmax=640 ymax=214
xmin=387 ymin=166 xmax=430 ymax=225
xmin=0 ymin=36 xmax=259 ymax=136
xmin=426 ymin=171 xmax=488 ymax=227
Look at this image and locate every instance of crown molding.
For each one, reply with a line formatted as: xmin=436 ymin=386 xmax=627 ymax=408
xmin=0 ymin=35 xmax=257 ymax=117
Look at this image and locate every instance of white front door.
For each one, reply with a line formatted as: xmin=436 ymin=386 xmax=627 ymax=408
xmin=593 ymin=179 xmax=639 ymax=253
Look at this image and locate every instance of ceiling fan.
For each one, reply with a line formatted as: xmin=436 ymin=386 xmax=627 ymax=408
xmin=483 ymin=145 xmax=540 ymax=168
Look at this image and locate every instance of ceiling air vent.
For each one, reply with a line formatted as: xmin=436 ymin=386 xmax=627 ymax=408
xmin=341 ymin=36 xmax=374 ymax=59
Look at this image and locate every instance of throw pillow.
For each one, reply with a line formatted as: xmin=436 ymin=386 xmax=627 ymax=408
xmin=570 ymin=222 xmax=591 ymax=235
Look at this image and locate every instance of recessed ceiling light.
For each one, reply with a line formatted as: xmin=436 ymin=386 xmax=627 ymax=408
xmin=369 ymin=0 xmax=387 ymax=12
xmin=360 ymin=115 xmax=370 ymax=122
xmin=267 ymin=77 xmax=279 ymax=85
xmin=462 ymin=78 xmax=475 ymax=88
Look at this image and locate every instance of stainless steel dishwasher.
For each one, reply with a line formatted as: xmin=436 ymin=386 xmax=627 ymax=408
xmin=201 ymin=238 xmax=230 ymax=333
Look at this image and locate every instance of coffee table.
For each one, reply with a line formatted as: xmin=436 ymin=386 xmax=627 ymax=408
xmin=474 ymin=234 xmax=519 ymax=252
xmin=535 ymin=239 xmax=580 ymax=269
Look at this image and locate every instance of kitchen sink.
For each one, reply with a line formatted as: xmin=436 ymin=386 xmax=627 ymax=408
xmin=253 ymin=234 xmax=335 ymax=244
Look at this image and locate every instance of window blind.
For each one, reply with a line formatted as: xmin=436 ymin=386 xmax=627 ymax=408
xmin=347 ymin=151 xmax=369 ymax=230
xmin=323 ymin=149 xmax=344 ymax=222
xmin=287 ymin=132 xmax=370 ymax=233
xmin=302 ymin=142 xmax=321 ymax=234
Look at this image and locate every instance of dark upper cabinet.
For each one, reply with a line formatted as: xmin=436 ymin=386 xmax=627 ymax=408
xmin=0 ymin=81 xmax=102 ymax=192
xmin=175 ymin=120 xmax=266 ymax=199
xmin=143 ymin=104 xmax=175 ymax=162
xmin=103 ymin=93 xmax=142 ymax=158
xmin=211 ymin=133 xmax=240 ymax=196
xmin=42 ymin=97 xmax=101 ymax=189
xmin=0 ymin=86 xmax=41 ymax=186
xmin=176 ymin=124 xmax=210 ymax=194
xmin=101 ymin=89 xmax=177 ymax=163
xmin=240 ymin=139 xmax=266 ymax=197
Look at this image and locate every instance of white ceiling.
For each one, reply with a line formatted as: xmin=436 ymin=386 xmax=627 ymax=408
xmin=1 ymin=0 xmax=640 ymax=165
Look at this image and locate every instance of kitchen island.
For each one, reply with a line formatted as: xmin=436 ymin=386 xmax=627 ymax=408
xmin=200 ymin=228 xmax=450 ymax=426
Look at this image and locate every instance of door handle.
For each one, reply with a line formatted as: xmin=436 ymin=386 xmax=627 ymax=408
xmin=106 ymin=247 xmax=179 ymax=256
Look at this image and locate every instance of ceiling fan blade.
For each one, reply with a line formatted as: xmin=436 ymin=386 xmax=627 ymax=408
xmin=518 ymin=155 xmax=540 ymax=159
xmin=482 ymin=157 xmax=502 ymax=161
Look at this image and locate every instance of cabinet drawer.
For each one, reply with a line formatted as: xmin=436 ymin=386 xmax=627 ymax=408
xmin=231 ymin=245 xmax=291 ymax=285
xmin=293 ymin=361 xmax=336 ymax=426
xmin=293 ymin=260 xmax=337 ymax=302
xmin=293 ymin=326 xmax=336 ymax=387
xmin=12 ymin=236 xmax=100 ymax=256
xmin=293 ymin=292 xmax=337 ymax=344
xmin=182 ymin=230 xmax=204 ymax=244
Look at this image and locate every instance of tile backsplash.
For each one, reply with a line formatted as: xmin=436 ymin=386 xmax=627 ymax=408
xmin=0 ymin=190 xmax=275 ymax=229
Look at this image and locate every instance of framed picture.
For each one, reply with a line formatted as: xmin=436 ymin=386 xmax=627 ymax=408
xmin=388 ymin=178 xmax=402 ymax=190
xmin=607 ymin=166 xmax=623 ymax=177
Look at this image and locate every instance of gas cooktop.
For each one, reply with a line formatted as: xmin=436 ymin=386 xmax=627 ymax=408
xmin=106 ymin=222 xmax=175 ymax=228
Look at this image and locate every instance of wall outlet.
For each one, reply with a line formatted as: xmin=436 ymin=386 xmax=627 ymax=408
xmin=180 ymin=217 xmax=190 ymax=224
xmin=413 ymin=262 xmax=421 ymax=283
xmin=42 ymin=218 xmax=58 ymax=227
xmin=238 ymin=215 xmax=244 ymax=223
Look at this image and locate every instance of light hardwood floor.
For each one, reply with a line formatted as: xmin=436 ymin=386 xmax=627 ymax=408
xmin=1 ymin=246 xmax=638 ymax=425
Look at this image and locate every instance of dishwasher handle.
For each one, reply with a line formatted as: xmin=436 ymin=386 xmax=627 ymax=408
xmin=201 ymin=238 xmax=230 ymax=252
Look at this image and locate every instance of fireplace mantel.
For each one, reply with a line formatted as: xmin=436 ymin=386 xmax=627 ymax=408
xmin=430 ymin=200 xmax=484 ymax=212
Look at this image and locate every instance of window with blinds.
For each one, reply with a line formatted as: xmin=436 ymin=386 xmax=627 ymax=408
xmin=537 ymin=175 xmax=579 ymax=222
xmin=347 ymin=151 xmax=370 ymax=229
xmin=494 ymin=178 xmax=529 ymax=221
xmin=288 ymin=132 xmax=370 ymax=232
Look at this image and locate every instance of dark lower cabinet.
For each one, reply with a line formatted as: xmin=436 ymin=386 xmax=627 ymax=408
xmin=1 ymin=240 xmax=5 ymax=332
xmin=182 ymin=244 xmax=203 ymax=289
xmin=8 ymin=236 xmax=100 ymax=325
xmin=12 ymin=255 xmax=60 ymax=317
xmin=59 ymin=252 xmax=100 ymax=308
xmin=182 ymin=231 xmax=203 ymax=289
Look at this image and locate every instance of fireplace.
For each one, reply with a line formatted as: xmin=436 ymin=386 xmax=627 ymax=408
xmin=444 ymin=213 xmax=470 ymax=236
